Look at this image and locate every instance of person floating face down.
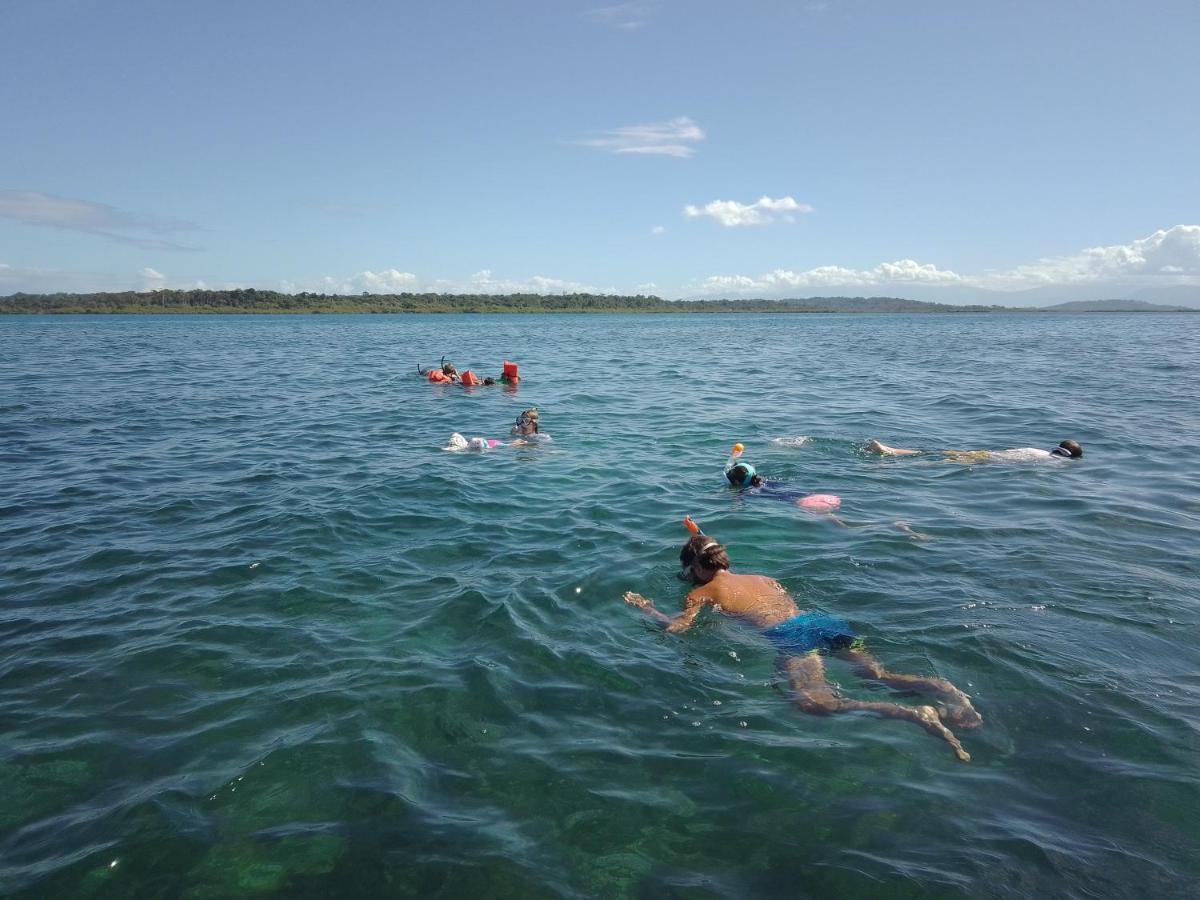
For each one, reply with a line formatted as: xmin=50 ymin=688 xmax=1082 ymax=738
xmin=725 ymin=462 xmax=843 ymax=513
xmin=623 ymin=527 xmax=982 ymax=762
xmin=866 ymin=438 xmax=1083 ymax=462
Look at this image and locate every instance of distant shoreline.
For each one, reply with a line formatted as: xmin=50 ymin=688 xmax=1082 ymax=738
xmin=1 ymin=290 xmax=1195 ymax=315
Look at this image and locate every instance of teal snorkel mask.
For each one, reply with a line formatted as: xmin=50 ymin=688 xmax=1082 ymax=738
xmin=725 ymin=462 xmax=757 ymax=487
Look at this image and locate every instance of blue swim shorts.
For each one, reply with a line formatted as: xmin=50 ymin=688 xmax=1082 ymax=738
xmin=762 ymin=613 xmax=860 ymax=654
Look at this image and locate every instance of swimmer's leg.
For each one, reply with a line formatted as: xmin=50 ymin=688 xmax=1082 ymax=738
xmin=778 ymin=653 xmax=970 ymax=762
xmin=866 ymin=440 xmax=921 ymax=456
xmin=892 ymin=521 xmax=932 ymax=541
xmin=837 ymin=647 xmax=982 ymax=730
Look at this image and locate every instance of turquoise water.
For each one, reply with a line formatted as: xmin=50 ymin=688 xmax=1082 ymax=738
xmin=1 ymin=313 xmax=1198 ymax=898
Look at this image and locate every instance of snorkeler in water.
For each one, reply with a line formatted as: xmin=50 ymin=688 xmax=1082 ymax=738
xmin=725 ymin=461 xmax=843 ymax=512
xmin=510 ymin=408 xmax=551 ymax=446
xmin=623 ymin=521 xmax=981 ymax=762
xmin=724 ymin=445 xmax=842 ymax=512
xmin=866 ymin=439 xmax=1082 ymax=462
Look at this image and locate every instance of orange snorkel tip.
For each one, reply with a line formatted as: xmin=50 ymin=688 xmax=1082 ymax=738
xmin=683 ymin=516 xmax=702 ymax=535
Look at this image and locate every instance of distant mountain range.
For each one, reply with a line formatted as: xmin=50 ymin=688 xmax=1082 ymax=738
xmin=744 ymin=283 xmax=1200 ymax=309
xmin=1036 ymin=298 xmax=1194 ymax=312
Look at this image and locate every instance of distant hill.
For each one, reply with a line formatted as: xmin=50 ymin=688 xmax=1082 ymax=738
xmin=1037 ymin=298 xmax=1195 ymax=312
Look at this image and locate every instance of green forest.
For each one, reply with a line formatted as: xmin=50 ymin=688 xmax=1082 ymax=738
xmin=0 ymin=289 xmax=1009 ymax=314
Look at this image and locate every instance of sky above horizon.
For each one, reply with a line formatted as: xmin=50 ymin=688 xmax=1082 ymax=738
xmin=2 ymin=0 xmax=1198 ymax=304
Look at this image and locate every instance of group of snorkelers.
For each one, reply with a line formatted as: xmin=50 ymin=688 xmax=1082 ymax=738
xmin=419 ymin=356 xmax=548 ymax=451
xmin=627 ymin=435 xmax=1083 ymax=763
xmin=420 ymin=356 xmax=521 ymax=387
xmin=421 ymin=361 xmax=1081 ymax=763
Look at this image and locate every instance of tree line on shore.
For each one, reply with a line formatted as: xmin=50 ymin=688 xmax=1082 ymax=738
xmin=0 ymin=289 xmax=1010 ymax=314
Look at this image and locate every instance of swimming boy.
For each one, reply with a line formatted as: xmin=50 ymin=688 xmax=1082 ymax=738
xmin=866 ymin=439 xmax=1082 ymax=462
xmin=623 ymin=530 xmax=981 ymax=761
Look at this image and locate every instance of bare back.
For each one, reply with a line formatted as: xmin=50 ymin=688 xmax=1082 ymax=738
xmin=687 ymin=571 xmax=802 ymax=630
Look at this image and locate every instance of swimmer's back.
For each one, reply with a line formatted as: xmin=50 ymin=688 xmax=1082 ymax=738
xmin=688 ymin=571 xmax=801 ymax=629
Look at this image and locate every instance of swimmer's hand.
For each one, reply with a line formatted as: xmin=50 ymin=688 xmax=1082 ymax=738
xmin=623 ymin=592 xmax=653 ymax=610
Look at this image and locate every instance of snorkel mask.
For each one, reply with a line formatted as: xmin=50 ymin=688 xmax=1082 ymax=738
xmin=725 ymin=462 xmax=757 ymax=486
xmin=513 ymin=408 xmax=539 ymax=434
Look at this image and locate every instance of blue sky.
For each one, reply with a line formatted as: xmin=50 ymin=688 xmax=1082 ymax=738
xmin=2 ymin=0 xmax=1198 ymax=303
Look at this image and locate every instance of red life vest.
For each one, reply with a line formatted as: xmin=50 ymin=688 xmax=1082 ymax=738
xmin=460 ymin=370 xmax=481 ymax=386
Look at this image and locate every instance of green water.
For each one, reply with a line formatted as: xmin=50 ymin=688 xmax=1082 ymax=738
xmin=1 ymin=313 xmax=1198 ymax=897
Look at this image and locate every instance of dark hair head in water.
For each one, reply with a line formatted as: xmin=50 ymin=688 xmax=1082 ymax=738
xmin=679 ymin=535 xmax=730 ymax=582
xmin=1052 ymin=439 xmax=1083 ymax=458
xmin=725 ymin=463 xmax=756 ymax=486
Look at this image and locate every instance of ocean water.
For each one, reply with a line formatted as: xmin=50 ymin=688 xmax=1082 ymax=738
xmin=1 ymin=313 xmax=1198 ymax=898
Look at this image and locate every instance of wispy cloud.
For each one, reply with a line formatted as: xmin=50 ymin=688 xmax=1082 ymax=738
xmin=651 ymin=225 xmax=666 ymax=235
xmin=0 ymin=190 xmax=203 ymax=251
xmin=139 ymin=267 xmax=167 ymax=290
xmin=576 ymin=116 xmax=705 ymax=158
xmin=584 ymin=3 xmax=657 ymax=30
xmin=684 ymin=195 xmax=813 ymax=227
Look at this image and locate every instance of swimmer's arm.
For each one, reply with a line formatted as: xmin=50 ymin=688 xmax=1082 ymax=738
xmin=622 ymin=592 xmax=709 ymax=634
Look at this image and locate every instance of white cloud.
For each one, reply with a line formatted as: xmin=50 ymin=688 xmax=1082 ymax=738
xmin=979 ymin=225 xmax=1200 ymax=288
xmin=683 ymin=196 xmax=813 ymax=227
xmin=691 ymin=226 xmax=1200 ymax=297
xmin=139 ymin=267 xmax=167 ymax=290
xmin=356 ymin=269 xmax=419 ymax=291
xmin=693 ymin=260 xmax=963 ymax=295
xmin=577 ymin=116 xmax=705 ymax=158
xmin=0 ymin=190 xmax=202 ymax=251
xmin=461 ymin=269 xmax=596 ymax=294
xmin=584 ymin=3 xmax=656 ymax=30
xmin=651 ymin=225 xmax=665 ymax=235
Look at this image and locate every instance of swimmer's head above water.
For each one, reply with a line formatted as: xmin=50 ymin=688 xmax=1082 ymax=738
xmin=1050 ymin=440 xmax=1083 ymax=458
xmin=678 ymin=534 xmax=731 ymax=584
xmin=511 ymin=408 xmax=540 ymax=436
xmin=725 ymin=462 xmax=765 ymax=488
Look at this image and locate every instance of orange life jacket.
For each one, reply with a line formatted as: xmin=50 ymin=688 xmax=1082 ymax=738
xmin=460 ymin=370 xmax=481 ymax=386
xmin=502 ymin=360 xmax=520 ymax=382
xmin=428 ymin=369 xmax=450 ymax=383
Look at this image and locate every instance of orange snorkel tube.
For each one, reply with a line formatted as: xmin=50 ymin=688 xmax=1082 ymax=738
xmin=683 ymin=516 xmax=703 ymax=536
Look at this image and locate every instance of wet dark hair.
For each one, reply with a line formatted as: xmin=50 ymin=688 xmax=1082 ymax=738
xmin=1058 ymin=439 xmax=1083 ymax=458
xmin=442 ymin=361 xmax=458 ymax=376
xmin=725 ymin=464 xmax=752 ymax=486
xmin=679 ymin=535 xmax=730 ymax=573
xmin=483 ymin=377 xmax=495 ymax=386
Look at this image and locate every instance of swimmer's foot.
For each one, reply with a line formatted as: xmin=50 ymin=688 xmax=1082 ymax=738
xmin=936 ymin=691 xmax=983 ymax=730
xmin=914 ymin=705 xmax=971 ymax=762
